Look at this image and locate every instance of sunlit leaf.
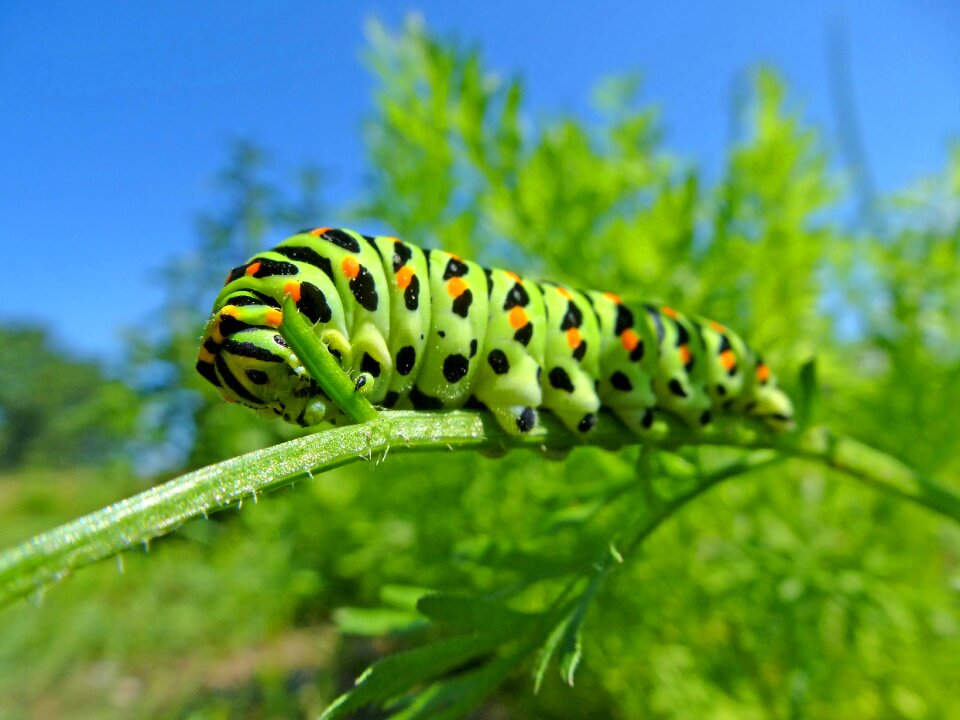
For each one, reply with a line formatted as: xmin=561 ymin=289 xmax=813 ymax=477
xmin=332 ymin=607 xmax=426 ymax=636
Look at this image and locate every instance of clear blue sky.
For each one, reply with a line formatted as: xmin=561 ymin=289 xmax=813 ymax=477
xmin=2 ymin=1 xmax=958 ymax=361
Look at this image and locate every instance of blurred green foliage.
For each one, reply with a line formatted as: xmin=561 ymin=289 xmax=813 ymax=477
xmin=1 ymin=18 xmax=959 ymax=719
xmin=0 ymin=327 xmax=137 ymax=472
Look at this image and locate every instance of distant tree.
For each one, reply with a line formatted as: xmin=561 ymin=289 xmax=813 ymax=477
xmin=0 ymin=326 xmax=138 ymax=470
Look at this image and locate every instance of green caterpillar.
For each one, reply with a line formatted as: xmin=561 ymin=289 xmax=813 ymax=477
xmin=197 ymin=227 xmax=794 ymax=435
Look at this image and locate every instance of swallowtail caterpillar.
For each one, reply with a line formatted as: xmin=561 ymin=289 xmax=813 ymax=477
xmin=197 ymin=228 xmax=794 ymax=436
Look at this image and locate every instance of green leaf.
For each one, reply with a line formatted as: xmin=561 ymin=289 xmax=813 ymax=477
xmin=557 ymin=602 xmax=588 ymax=687
xmin=380 ymin=583 xmax=434 ymax=610
xmin=558 ymin=623 xmax=583 ymax=687
xmin=388 ymin=651 xmax=524 ymax=720
xmin=795 ymin=357 xmax=819 ymax=430
xmin=416 ymin=593 xmax=534 ymax=636
xmin=332 ymin=607 xmax=426 ymax=636
xmin=320 ymin=632 xmax=508 ymax=720
xmin=497 ymin=79 xmax=523 ymax=170
xmin=453 ymin=536 xmax=593 ymax=580
xmin=532 ymin=605 xmax=568 ymax=694
xmin=558 ymin=566 xmax=605 ymax=687
xmin=533 ymin=566 xmax=606 ymax=692
xmin=539 ymin=497 xmax=608 ymax=532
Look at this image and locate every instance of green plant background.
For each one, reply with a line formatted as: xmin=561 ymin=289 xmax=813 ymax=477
xmin=1 ymin=20 xmax=959 ymax=719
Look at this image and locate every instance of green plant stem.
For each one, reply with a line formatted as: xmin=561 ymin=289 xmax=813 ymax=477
xmin=279 ymin=294 xmax=379 ymax=423
xmin=621 ymin=450 xmax=786 ymax=559
xmin=788 ymin=427 xmax=960 ymax=519
xmin=0 ymin=412 xmax=957 ymax=608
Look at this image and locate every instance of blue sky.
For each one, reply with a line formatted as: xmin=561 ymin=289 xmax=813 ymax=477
xmin=1 ymin=1 xmax=958 ymax=361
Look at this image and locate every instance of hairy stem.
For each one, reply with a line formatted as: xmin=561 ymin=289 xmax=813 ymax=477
xmin=0 ymin=412 xmax=957 ymax=608
xmin=279 ymin=294 xmax=378 ymax=423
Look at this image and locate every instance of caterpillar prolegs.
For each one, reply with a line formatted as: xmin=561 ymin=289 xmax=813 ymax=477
xmin=196 ymin=228 xmax=794 ymax=436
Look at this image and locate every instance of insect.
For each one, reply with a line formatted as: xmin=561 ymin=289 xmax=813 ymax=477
xmin=197 ymin=228 xmax=794 ymax=435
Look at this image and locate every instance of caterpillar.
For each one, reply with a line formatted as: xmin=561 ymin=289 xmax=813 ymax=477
xmin=196 ymin=227 xmax=794 ymax=436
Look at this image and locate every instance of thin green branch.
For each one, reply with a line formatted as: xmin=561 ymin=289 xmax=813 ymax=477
xmin=789 ymin=428 xmax=960 ymax=519
xmin=279 ymin=294 xmax=378 ymax=423
xmin=620 ymin=450 xmax=786 ymax=559
xmin=0 ymin=411 xmax=957 ymax=609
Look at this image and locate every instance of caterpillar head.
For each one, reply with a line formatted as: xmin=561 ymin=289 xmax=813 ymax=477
xmin=196 ymin=312 xmax=333 ymax=427
xmin=746 ymin=382 xmax=795 ymax=432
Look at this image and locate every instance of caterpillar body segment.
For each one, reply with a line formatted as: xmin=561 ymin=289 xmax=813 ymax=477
xmin=197 ymin=228 xmax=795 ymax=435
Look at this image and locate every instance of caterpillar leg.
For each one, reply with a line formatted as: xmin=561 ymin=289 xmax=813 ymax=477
xmin=487 ymin=404 xmax=539 ymax=435
xmin=741 ymin=361 xmax=796 ymax=431
xmin=540 ymin=357 xmax=602 ymax=435
xmin=481 ymin=404 xmax=576 ymax=461
xmin=319 ymin=328 xmax=353 ymax=368
xmin=472 ymin=348 xmax=543 ymax=436
xmin=610 ymin=407 xmax=657 ymax=435
xmin=345 ymin=322 xmax=393 ymax=404
xmin=474 ymin=412 xmax=547 ymax=459
xmin=549 ymin=408 xmax=600 ymax=435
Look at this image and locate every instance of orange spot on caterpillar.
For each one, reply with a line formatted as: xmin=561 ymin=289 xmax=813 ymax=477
xmin=284 ymin=282 xmax=301 ymax=302
xmin=719 ymin=349 xmax=737 ymax=370
xmin=557 ymin=287 xmax=572 ymax=299
xmin=309 ymin=227 xmax=330 ymax=237
xmin=710 ymin=320 xmax=726 ymax=333
xmin=266 ymin=309 xmax=283 ymax=327
xmin=221 ymin=306 xmax=239 ymax=318
xmin=396 ymin=266 xmax=414 ymax=290
xmin=245 ymin=262 xmax=262 ymax=277
xmin=566 ymin=326 xmax=582 ymax=349
xmin=603 ymin=291 xmax=623 ymax=304
xmin=198 ymin=348 xmax=214 ymax=363
xmin=661 ymin=306 xmax=678 ymax=319
xmin=678 ymin=344 xmax=691 ymax=366
xmin=342 ymin=256 xmax=360 ymax=279
xmin=508 ymin=306 xmax=528 ymax=329
xmin=447 ymin=276 xmax=468 ymax=298
xmin=757 ymin=363 xmax=770 ymax=384
xmin=621 ymin=329 xmax=640 ymax=352
xmin=506 ymin=271 xmax=522 ymax=283
xmin=223 ymin=272 xmax=233 ymax=286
